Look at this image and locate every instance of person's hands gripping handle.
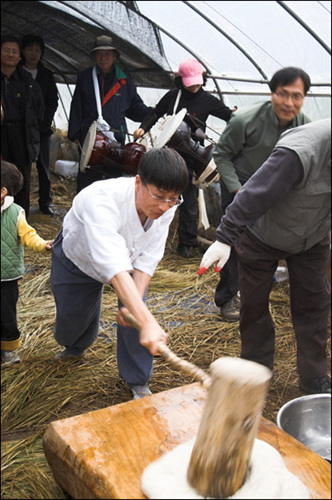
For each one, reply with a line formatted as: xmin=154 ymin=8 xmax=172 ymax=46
xmin=198 ymin=241 xmax=231 ymax=275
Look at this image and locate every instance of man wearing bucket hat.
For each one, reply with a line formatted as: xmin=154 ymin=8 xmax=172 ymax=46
xmin=68 ymin=35 xmax=152 ymax=192
xmin=134 ymin=58 xmax=234 ymax=259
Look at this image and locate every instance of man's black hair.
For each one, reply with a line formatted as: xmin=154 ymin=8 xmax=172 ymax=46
xmin=1 ymin=34 xmax=21 ymax=49
xmin=138 ymin=148 xmax=189 ymax=193
xmin=1 ymin=161 xmax=24 ymax=197
xmin=21 ymin=34 xmax=45 ymax=57
xmin=269 ymin=67 xmax=311 ymax=95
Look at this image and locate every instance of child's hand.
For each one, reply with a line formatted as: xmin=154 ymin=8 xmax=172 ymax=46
xmin=45 ymin=240 xmax=54 ymax=251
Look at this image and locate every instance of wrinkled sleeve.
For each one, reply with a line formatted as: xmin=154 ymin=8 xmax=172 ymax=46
xmin=68 ymin=74 xmax=83 ymax=142
xmin=139 ymin=92 xmax=171 ymax=132
xmin=17 ymin=212 xmax=47 ymax=252
xmin=125 ymin=77 xmax=153 ymax=123
xmin=214 ymin=115 xmax=248 ymax=193
xmin=42 ymin=71 xmax=58 ymax=132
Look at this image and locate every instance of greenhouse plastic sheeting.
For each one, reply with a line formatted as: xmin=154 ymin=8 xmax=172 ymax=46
xmin=1 ymin=0 xmax=330 ymax=130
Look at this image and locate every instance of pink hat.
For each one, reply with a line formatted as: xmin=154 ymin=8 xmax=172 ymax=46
xmin=178 ymin=59 xmax=204 ymax=86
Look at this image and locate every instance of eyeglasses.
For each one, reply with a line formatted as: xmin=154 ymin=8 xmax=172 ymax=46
xmin=144 ymin=184 xmax=182 ymax=206
xmin=2 ymin=48 xmax=20 ymax=56
xmin=273 ymin=91 xmax=304 ymax=103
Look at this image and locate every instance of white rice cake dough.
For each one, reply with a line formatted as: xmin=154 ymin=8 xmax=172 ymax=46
xmin=141 ymin=438 xmax=310 ymax=499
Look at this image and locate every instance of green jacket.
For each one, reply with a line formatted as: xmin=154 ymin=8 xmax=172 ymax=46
xmin=1 ymin=202 xmax=24 ymax=281
xmin=214 ymin=100 xmax=311 ymax=193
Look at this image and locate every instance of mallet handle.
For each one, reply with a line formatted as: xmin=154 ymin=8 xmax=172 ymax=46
xmin=123 ymin=311 xmax=211 ymax=389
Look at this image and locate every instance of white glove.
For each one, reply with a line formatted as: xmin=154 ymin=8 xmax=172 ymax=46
xmin=198 ymin=241 xmax=231 ymax=275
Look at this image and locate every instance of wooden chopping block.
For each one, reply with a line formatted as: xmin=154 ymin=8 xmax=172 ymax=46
xmin=43 ymin=382 xmax=331 ymax=500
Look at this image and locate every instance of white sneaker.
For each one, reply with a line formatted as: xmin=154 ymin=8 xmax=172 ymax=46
xmin=129 ymin=384 xmax=152 ymax=399
xmin=1 ymin=350 xmax=20 ymax=365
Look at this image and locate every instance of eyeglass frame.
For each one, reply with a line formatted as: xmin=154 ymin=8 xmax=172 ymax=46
xmin=143 ymin=183 xmax=183 ymax=207
xmin=273 ymin=90 xmax=304 ymax=103
xmin=1 ymin=48 xmax=20 ymax=56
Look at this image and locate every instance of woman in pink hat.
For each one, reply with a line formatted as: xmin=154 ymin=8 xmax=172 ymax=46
xmin=134 ymin=58 xmax=235 ymax=258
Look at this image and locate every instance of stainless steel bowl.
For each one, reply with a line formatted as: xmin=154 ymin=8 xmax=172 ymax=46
xmin=277 ymin=393 xmax=331 ymax=461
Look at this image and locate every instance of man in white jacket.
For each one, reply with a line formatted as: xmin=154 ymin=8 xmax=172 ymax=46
xmin=51 ymin=147 xmax=189 ymax=399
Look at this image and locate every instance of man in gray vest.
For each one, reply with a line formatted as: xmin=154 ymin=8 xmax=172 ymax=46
xmin=198 ymin=119 xmax=331 ymax=395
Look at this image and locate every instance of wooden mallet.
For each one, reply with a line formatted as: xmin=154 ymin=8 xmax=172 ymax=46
xmin=187 ymin=357 xmax=271 ymax=498
xmin=123 ymin=312 xmax=272 ymax=498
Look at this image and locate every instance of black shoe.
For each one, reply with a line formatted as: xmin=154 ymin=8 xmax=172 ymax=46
xmin=299 ymin=376 xmax=331 ymax=394
xmin=176 ymin=245 xmax=193 ymax=258
xmin=39 ymin=207 xmax=54 ymax=215
xmin=220 ymin=295 xmax=240 ymax=322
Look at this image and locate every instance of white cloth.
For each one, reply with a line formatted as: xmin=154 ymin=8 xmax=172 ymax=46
xmin=198 ymin=189 xmax=210 ymax=230
xmin=92 ymin=66 xmax=116 ymax=142
xmin=62 ymin=177 xmax=177 ymax=283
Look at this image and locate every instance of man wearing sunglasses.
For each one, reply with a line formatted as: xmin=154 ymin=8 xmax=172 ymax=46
xmin=50 ymin=148 xmax=188 ymax=400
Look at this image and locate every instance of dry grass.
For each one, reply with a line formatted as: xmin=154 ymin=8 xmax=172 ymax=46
xmin=1 ymin=167 xmax=330 ymax=499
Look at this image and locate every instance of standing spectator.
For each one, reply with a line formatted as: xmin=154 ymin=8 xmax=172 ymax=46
xmin=68 ymin=35 xmax=152 ymax=193
xmin=1 ymin=161 xmax=53 ymax=366
xmin=1 ymin=34 xmax=44 ymax=217
xmin=21 ymin=34 xmax=59 ymax=216
xmin=134 ymin=58 xmax=234 ymax=258
xmin=198 ymin=119 xmax=331 ymax=395
xmin=213 ymin=67 xmax=311 ymax=321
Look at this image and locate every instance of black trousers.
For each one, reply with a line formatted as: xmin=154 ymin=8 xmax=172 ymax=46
xmin=36 ymin=134 xmax=52 ymax=210
xmin=214 ymin=178 xmax=238 ymax=306
xmin=235 ymin=230 xmax=331 ymax=379
xmin=1 ymin=280 xmax=21 ymax=343
xmin=1 ymin=123 xmax=31 ymax=216
xmin=177 ymin=180 xmax=199 ymax=248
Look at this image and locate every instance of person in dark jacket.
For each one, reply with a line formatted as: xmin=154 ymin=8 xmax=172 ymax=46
xmin=198 ymin=119 xmax=331 ymax=395
xmin=1 ymin=34 xmax=44 ymax=217
xmin=21 ymin=34 xmax=59 ymax=215
xmin=68 ymin=35 xmax=152 ymax=193
xmin=134 ymin=58 xmax=234 ymax=258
